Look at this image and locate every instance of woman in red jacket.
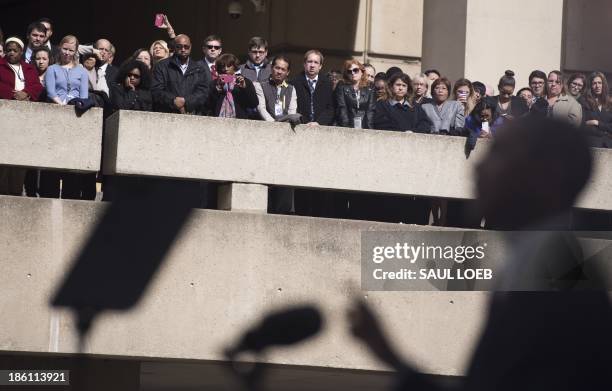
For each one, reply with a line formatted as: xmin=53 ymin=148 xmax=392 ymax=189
xmin=0 ymin=37 xmax=43 ymax=196
xmin=0 ymin=37 xmax=42 ymax=101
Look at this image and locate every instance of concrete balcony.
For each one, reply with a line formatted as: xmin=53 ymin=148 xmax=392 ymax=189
xmin=102 ymin=109 xmax=612 ymax=212
xmin=0 ymin=100 xmax=103 ymax=172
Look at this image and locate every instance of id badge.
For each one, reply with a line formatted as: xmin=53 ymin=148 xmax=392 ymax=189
xmin=354 ymin=116 xmax=363 ymax=129
xmin=275 ymin=101 xmax=284 ymax=117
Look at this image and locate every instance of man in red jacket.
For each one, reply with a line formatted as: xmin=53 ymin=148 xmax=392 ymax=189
xmin=0 ymin=37 xmax=43 ymax=196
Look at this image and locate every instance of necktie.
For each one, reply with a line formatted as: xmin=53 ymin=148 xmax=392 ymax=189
xmin=308 ymin=79 xmax=316 ymax=122
xmin=211 ymin=64 xmax=218 ymax=80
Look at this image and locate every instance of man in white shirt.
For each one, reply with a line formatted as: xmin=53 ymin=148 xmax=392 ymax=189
xmin=23 ymin=22 xmax=47 ymax=63
xmin=92 ymin=38 xmax=118 ymax=98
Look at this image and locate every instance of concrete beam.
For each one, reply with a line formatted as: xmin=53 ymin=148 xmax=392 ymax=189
xmin=0 ymin=195 xmax=488 ymax=377
xmin=103 ymin=110 xmax=612 ymax=211
xmin=218 ymin=183 xmax=269 ymax=212
xmin=0 ymin=100 xmax=103 ymax=172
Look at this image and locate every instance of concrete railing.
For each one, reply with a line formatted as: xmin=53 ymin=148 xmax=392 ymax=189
xmin=0 ymin=100 xmax=103 ymax=172
xmin=1 ymin=102 xmax=611 ymax=211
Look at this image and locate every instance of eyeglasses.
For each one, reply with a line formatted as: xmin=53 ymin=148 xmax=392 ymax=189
xmin=206 ymin=45 xmax=221 ymax=50
xmin=531 ymin=81 xmax=545 ymax=86
xmin=127 ymin=73 xmax=141 ymax=79
xmin=347 ymin=68 xmax=361 ymax=74
xmin=570 ymin=82 xmax=584 ymax=88
xmin=97 ymin=47 xmax=111 ymax=53
xmin=175 ymin=44 xmax=191 ymax=50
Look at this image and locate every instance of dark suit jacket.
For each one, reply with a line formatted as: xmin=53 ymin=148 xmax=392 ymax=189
xmin=290 ymin=73 xmax=335 ymax=125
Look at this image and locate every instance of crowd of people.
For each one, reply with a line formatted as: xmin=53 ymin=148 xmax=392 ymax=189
xmin=1 ymin=16 xmax=611 ymax=228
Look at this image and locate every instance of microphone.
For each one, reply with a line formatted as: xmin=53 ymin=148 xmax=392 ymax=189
xmin=226 ymin=305 xmax=323 ymax=357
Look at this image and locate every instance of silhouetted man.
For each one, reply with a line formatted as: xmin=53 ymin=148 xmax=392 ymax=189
xmin=151 ymin=34 xmax=210 ymax=114
xmin=349 ymin=117 xmax=612 ymax=390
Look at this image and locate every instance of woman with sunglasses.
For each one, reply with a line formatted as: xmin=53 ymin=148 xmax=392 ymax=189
xmin=110 ymin=60 xmax=152 ymax=111
xmin=334 ymin=59 xmax=376 ymax=129
xmin=487 ymin=70 xmax=528 ymax=123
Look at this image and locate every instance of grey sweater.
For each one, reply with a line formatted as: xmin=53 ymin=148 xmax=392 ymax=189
xmin=421 ymin=100 xmax=465 ymax=133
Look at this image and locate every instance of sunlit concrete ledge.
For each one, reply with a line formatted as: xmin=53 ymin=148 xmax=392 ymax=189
xmin=103 ymin=110 xmax=612 ymax=211
xmin=0 ymin=100 xmax=103 ymax=172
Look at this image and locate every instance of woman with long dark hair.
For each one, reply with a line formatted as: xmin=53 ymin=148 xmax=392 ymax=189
xmin=580 ymin=71 xmax=612 ymax=148
xmin=334 ymin=59 xmax=376 ymax=129
xmin=110 ymin=60 xmax=152 ymax=111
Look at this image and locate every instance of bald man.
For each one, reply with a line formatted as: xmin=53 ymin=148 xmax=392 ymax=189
xmin=151 ymin=34 xmax=210 ymax=114
xmin=92 ymin=38 xmax=118 ymax=98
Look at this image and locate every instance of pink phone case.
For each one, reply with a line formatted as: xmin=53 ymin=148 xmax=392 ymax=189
xmin=154 ymin=14 xmax=164 ymax=27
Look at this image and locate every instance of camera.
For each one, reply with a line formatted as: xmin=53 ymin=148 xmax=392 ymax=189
xmin=228 ymin=1 xmax=243 ymax=19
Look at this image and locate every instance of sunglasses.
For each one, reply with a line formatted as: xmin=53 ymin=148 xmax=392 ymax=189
xmin=347 ymin=68 xmax=361 ymax=74
xmin=127 ymin=73 xmax=141 ymax=79
xmin=206 ymin=45 xmax=221 ymax=50
xmin=175 ymin=44 xmax=191 ymax=50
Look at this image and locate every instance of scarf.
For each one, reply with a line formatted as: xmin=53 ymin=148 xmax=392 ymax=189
xmin=218 ymin=79 xmax=236 ymax=118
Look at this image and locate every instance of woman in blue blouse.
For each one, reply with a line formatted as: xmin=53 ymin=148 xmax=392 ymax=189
xmin=40 ymin=35 xmax=96 ymax=200
xmin=45 ymin=35 xmax=88 ymax=105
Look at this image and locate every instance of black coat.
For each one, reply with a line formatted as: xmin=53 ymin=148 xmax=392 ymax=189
xmin=579 ymin=97 xmax=612 ymax=148
xmin=151 ymin=56 xmax=210 ymax=114
xmin=334 ymin=82 xmax=376 ymax=129
xmin=110 ymin=83 xmax=153 ymax=111
xmin=290 ymin=73 xmax=335 ymax=125
xmin=208 ymin=77 xmax=259 ymax=120
xmin=373 ymin=100 xmax=432 ymax=133
xmin=486 ymin=95 xmax=529 ymax=120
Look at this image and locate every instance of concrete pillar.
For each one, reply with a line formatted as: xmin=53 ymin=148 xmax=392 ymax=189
xmin=218 ymin=183 xmax=268 ymax=212
xmin=422 ymin=0 xmax=564 ymax=92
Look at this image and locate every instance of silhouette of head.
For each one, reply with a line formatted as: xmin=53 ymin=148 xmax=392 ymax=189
xmin=476 ymin=117 xmax=592 ymax=229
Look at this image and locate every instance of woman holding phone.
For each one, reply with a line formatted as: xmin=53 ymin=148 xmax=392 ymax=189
xmin=487 ymin=70 xmax=529 ymax=123
xmin=208 ymin=54 xmax=258 ymax=119
xmin=452 ymin=78 xmax=476 ymax=116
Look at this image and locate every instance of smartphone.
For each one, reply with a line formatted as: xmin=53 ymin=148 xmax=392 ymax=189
xmin=220 ymin=74 xmax=236 ymax=84
xmin=154 ymin=13 xmax=165 ymax=27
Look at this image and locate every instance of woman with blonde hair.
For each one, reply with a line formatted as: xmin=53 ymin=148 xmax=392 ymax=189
xmin=149 ymin=40 xmax=170 ymax=67
xmin=334 ymin=59 xmax=376 ymax=129
xmin=45 ymin=35 xmax=88 ymax=105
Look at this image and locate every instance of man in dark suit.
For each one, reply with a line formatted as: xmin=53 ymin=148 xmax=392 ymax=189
xmin=348 ymin=117 xmax=612 ymax=390
xmin=198 ymin=35 xmax=222 ymax=116
xmin=37 ymin=17 xmax=60 ymax=61
xmin=291 ymin=49 xmax=335 ymax=126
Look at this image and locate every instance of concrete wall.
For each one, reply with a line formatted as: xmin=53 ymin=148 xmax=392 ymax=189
xmin=563 ymin=0 xmax=612 ymax=75
xmin=0 ymin=195 xmax=488 ymax=376
xmin=0 ymin=101 xmax=102 ymax=172
xmin=423 ymin=0 xmax=564 ymax=92
xmin=103 ymin=110 xmax=612 ymax=211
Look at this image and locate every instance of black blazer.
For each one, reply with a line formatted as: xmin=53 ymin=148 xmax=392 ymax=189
xmin=579 ymin=97 xmax=612 ymax=148
xmin=373 ymin=100 xmax=432 ymax=133
xmin=334 ymin=82 xmax=376 ymax=129
xmin=290 ymin=73 xmax=335 ymax=125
